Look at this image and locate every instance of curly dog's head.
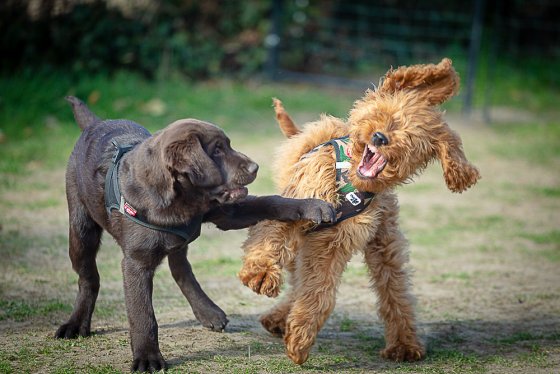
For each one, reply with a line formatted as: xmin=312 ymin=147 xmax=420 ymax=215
xmin=348 ymin=58 xmax=480 ymax=194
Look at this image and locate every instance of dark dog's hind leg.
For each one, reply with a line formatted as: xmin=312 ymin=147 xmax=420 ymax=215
xmin=168 ymin=248 xmax=228 ymax=331
xmin=55 ymin=204 xmax=102 ymax=339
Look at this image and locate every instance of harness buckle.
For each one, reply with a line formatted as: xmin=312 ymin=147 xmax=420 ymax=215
xmin=111 ymin=140 xmax=136 ymax=164
xmin=111 ymin=140 xmax=122 ymax=163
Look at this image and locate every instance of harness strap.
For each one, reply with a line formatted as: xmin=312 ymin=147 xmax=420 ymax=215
xmin=104 ymin=140 xmax=202 ymax=243
xmin=302 ymin=136 xmax=375 ymax=230
xmin=328 ymin=136 xmax=375 ymax=223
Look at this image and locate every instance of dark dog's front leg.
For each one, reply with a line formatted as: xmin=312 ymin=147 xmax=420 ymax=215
xmin=205 ymin=195 xmax=336 ymax=230
xmin=121 ymin=256 xmax=167 ymax=372
xmin=168 ymin=248 xmax=228 ymax=331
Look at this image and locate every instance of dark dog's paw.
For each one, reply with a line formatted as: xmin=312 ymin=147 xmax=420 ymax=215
xmin=238 ymin=264 xmax=282 ymax=298
xmin=131 ymin=352 xmax=167 ymax=372
xmin=299 ymin=199 xmax=336 ymax=224
xmin=193 ymin=305 xmax=229 ymax=332
xmin=381 ymin=342 xmax=425 ymax=362
xmin=54 ymin=321 xmax=90 ymax=339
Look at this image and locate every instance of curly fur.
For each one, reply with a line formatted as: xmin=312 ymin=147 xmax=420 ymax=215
xmin=239 ymin=58 xmax=480 ymax=364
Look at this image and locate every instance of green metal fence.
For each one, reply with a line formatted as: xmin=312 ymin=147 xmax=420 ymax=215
xmin=265 ymin=0 xmax=560 ymax=117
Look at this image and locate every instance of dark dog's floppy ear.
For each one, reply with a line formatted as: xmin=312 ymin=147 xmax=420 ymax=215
xmin=379 ymin=58 xmax=460 ymax=106
xmin=435 ymin=123 xmax=481 ymax=193
xmin=165 ymin=135 xmax=223 ymax=187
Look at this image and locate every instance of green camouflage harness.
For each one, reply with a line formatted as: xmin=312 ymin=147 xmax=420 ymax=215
xmin=301 ymin=136 xmax=375 ymax=228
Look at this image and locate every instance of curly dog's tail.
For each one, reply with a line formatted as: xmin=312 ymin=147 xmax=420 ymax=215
xmin=272 ymin=98 xmax=300 ymax=138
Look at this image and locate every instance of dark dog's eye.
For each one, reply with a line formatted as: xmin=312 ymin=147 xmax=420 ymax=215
xmin=212 ymin=143 xmax=224 ymax=157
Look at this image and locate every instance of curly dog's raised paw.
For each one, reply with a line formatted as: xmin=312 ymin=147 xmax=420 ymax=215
xmin=380 ymin=342 xmax=425 ymax=362
xmin=238 ymin=263 xmax=283 ymax=298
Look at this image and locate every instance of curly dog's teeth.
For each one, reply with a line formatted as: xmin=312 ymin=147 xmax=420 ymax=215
xmin=358 ymin=143 xmax=387 ymax=178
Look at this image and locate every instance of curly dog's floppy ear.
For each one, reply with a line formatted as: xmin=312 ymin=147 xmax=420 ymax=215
xmin=379 ymin=58 xmax=460 ymax=106
xmin=164 ymin=135 xmax=223 ymax=187
xmin=435 ymin=124 xmax=481 ymax=193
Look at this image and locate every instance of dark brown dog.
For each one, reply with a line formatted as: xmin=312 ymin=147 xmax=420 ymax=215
xmin=55 ymin=97 xmax=335 ymax=372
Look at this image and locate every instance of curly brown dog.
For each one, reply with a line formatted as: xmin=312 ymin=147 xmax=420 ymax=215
xmin=238 ymin=58 xmax=480 ymax=364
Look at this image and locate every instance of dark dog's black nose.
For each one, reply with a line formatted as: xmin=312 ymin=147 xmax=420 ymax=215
xmin=245 ymin=162 xmax=259 ymax=175
xmin=372 ymin=132 xmax=389 ymax=147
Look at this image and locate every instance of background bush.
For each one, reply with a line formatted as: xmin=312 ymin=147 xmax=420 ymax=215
xmin=1 ymin=0 xmax=558 ymax=83
xmin=0 ymin=0 xmax=270 ymax=79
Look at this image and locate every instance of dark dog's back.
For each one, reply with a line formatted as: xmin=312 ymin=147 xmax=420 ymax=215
xmin=66 ymin=101 xmax=151 ymax=233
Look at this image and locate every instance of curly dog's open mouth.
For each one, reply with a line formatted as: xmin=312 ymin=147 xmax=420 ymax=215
xmin=357 ymin=144 xmax=387 ymax=179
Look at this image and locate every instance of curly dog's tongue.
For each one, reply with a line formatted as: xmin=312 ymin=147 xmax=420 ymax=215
xmin=358 ymin=144 xmax=387 ymax=178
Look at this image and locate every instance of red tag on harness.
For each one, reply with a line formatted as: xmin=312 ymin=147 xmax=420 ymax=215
xmin=123 ymin=202 xmax=137 ymax=217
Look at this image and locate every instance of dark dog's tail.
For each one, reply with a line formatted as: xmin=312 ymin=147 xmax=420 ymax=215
xmin=65 ymin=96 xmax=100 ymax=130
xmin=272 ymin=98 xmax=301 ymax=138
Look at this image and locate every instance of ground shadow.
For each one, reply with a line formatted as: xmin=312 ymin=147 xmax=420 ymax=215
xmin=160 ymin=313 xmax=560 ymax=371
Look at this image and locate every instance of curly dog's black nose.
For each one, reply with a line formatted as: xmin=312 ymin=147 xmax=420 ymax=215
xmin=372 ymin=132 xmax=389 ymax=147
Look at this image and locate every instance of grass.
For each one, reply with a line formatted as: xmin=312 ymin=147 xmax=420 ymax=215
xmin=0 ymin=323 xmax=558 ymax=373
xmin=0 ymin=70 xmax=355 ymax=176
xmin=430 ymin=272 xmax=472 ymax=284
xmin=339 ymin=315 xmax=357 ymax=332
xmin=190 ymin=257 xmax=242 ymax=277
xmin=519 ymin=231 xmax=560 ymax=262
xmin=520 ymin=230 xmax=560 ymax=246
xmin=0 ymin=300 xmax=71 ymax=322
xmin=408 ymin=212 xmax=514 ymax=249
xmin=490 ymin=331 xmax=559 ymax=345
xmin=490 ymin=122 xmax=560 ymax=165
xmin=1 ymin=60 xmax=559 ymax=372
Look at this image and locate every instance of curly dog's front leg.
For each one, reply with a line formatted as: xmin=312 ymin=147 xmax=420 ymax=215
xmin=239 ymin=220 xmax=299 ymax=298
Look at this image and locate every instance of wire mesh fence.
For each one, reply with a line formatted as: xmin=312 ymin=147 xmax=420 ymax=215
xmin=265 ymin=0 xmax=560 ymax=117
xmin=1 ymin=0 xmax=558 ymax=118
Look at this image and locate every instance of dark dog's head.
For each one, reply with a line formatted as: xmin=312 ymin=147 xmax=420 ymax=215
xmin=348 ymin=58 xmax=480 ymax=194
xmin=156 ymin=119 xmax=258 ymax=204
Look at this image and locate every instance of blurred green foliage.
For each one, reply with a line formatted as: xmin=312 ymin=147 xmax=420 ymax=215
xmin=1 ymin=0 xmax=558 ymax=93
xmin=0 ymin=70 xmax=357 ymax=176
xmin=0 ymin=0 xmax=270 ymax=79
